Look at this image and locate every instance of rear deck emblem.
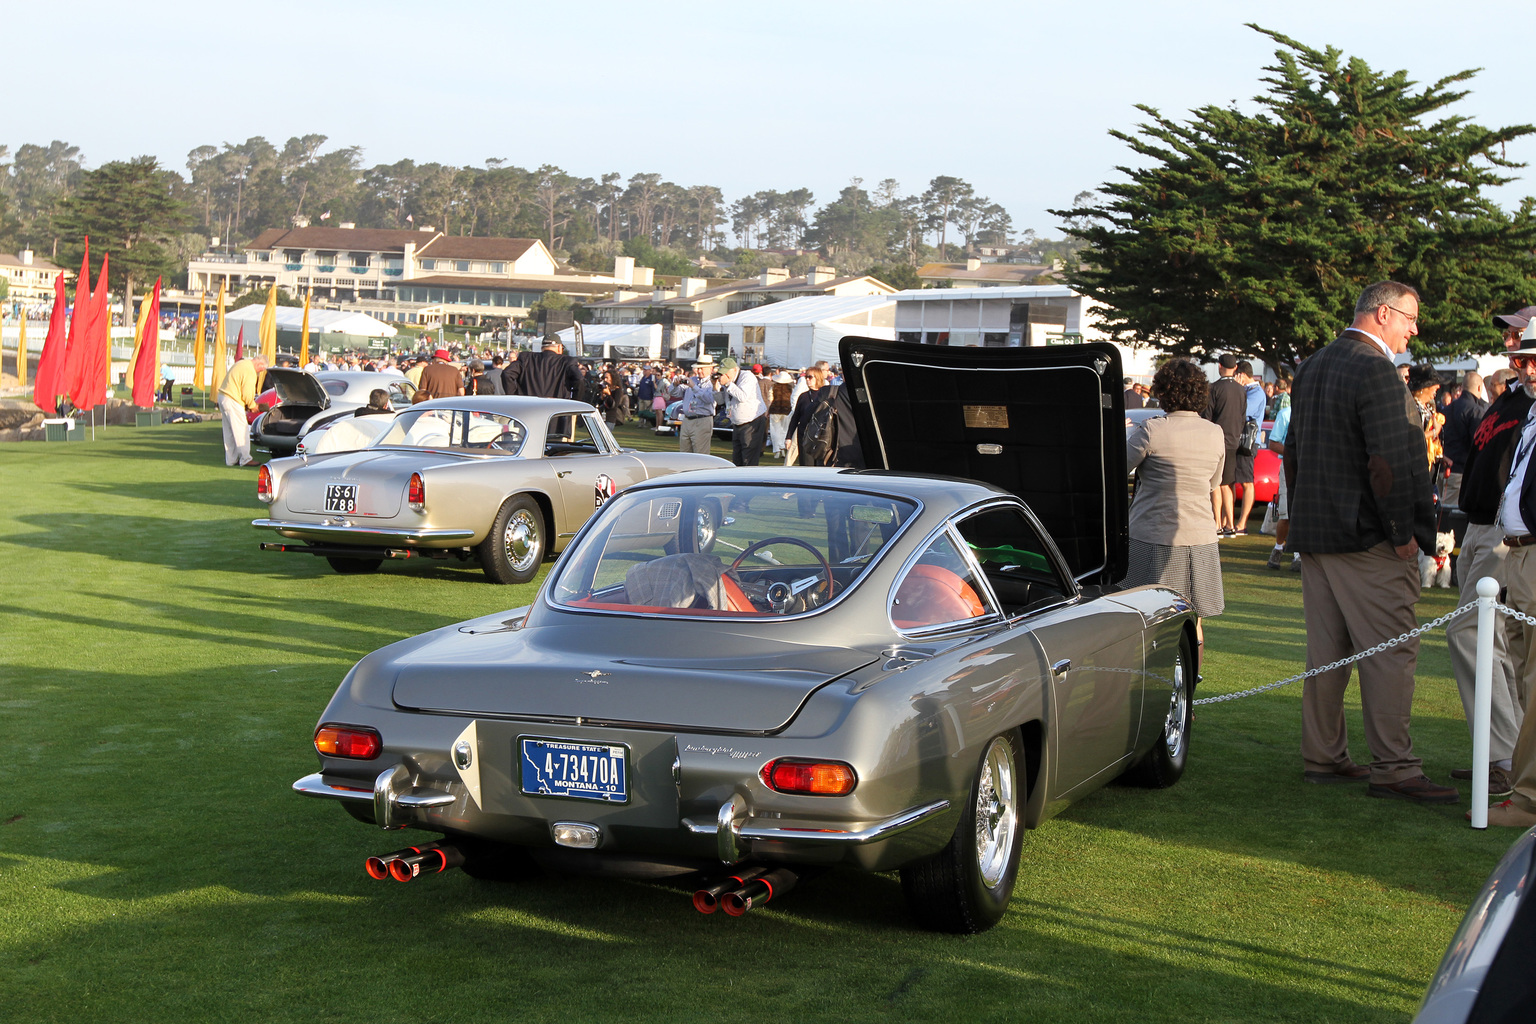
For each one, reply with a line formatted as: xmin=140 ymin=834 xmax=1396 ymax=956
xmin=577 ymin=670 xmax=611 ymax=684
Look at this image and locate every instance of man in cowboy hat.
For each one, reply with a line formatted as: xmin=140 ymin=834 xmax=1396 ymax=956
xmin=1472 ymin=322 xmax=1536 ymax=826
xmin=677 ymin=354 xmax=719 ymax=454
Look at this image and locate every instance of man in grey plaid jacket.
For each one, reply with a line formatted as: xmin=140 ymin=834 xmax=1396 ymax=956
xmin=1286 ymin=280 xmax=1452 ymax=804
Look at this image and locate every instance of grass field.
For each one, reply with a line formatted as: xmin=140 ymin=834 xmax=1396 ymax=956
xmin=0 ymin=420 xmax=1515 ymax=1024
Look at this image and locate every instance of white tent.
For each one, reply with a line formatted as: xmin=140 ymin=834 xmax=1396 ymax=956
xmin=703 ymin=295 xmax=896 ymax=367
xmin=555 ymin=323 xmax=662 ymax=361
xmin=222 ymin=305 xmax=398 ymax=337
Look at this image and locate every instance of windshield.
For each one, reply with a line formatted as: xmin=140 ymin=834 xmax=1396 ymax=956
xmin=373 ymin=407 xmax=527 ymax=454
xmin=549 ymin=483 xmax=918 ymax=617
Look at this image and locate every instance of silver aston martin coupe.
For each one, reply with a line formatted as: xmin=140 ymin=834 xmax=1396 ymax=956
xmin=292 ymin=340 xmax=1198 ymax=932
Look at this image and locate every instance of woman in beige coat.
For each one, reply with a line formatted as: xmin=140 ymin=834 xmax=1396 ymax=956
xmin=1124 ymin=358 xmax=1227 ymax=647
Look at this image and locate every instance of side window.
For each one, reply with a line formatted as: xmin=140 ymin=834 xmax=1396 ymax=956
xmin=953 ymin=506 xmax=1071 ymax=615
xmin=545 ymin=414 xmax=602 ymax=455
xmin=890 ymin=532 xmax=993 ymax=631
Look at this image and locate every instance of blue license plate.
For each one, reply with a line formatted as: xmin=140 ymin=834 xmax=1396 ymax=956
xmin=520 ymin=738 xmax=628 ymax=802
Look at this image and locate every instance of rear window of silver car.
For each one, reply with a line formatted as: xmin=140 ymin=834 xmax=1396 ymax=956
xmin=549 ymin=484 xmax=919 ymax=618
xmin=373 ymin=408 xmax=527 ymax=454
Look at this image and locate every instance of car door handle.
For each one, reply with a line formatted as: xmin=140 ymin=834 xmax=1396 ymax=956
xmin=1052 ymin=659 xmax=1071 ymax=677
xmin=557 ymin=471 xmax=571 ymax=478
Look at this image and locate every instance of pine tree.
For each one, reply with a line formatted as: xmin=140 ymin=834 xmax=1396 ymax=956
xmin=1058 ymin=26 xmax=1536 ymax=367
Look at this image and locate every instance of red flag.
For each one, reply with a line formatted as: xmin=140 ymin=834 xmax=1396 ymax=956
xmin=59 ymin=240 xmax=92 ymax=409
xmin=73 ymin=252 xmax=110 ymax=412
xmin=233 ymin=325 xmax=245 ymax=361
xmin=131 ymin=278 xmax=163 ymax=407
xmin=32 ymin=273 xmax=69 ymax=414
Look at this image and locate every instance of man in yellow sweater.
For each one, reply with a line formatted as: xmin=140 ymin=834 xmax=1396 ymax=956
xmin=218 ymin=354 xmax=268 ymax=466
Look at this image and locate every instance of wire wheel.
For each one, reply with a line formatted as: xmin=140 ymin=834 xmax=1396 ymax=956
xmin=974 ymin=736 xmax=1019 ymax=889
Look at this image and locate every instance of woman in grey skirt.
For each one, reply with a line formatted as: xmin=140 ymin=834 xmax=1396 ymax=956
xmin=1125 ymin=358 xmax=1227 ymax=649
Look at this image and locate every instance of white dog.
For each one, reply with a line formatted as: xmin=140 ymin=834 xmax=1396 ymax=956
xmin=1419 ymin=531 xmax=1454 ymax=588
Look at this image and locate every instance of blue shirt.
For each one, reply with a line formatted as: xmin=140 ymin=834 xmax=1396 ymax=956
xmin=1269 ymin=402 xmax=1290 ymax=452
xmin=1244 ymin=382 xmax=1266 ymax=424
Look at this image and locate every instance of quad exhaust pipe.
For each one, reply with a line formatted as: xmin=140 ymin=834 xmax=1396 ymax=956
xmin=693 ymin=867 xmax=798 ymax=916
xmin=365 ymin=841 xmax=464 ymax=882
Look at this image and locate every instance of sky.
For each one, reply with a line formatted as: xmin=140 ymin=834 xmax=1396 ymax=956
xmin=11 ymin=0 xmax=1534 ymax=240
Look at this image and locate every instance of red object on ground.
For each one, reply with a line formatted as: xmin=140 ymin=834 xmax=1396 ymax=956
xmin=131 ymin=279 xmax=162 ymax=407
xmin=32 ymin=273 xmax=69 ymax=414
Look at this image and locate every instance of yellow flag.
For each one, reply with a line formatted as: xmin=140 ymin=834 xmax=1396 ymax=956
xmin=16 ymin=314 xmax=27 ymax=389
xmin=259 ymin=284 xmax=278 ymax=363
xmin=193 ymin=291 xmax=207 ymax=395
xmin=212 ymin=280 xmax=228 ymax=392
xmin=129 ymin=291 xmax=153 ymax=384
xmin=299 ymin=288 xmax=312 ymax=367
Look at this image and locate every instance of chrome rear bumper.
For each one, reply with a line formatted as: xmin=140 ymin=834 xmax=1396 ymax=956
xmin=686 ymin=797 xmax=952 ymax=863
xmin=254 ymin=519 xmax=476 ymax=545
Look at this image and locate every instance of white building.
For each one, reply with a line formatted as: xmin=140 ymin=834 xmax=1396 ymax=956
xmin=889 ymin=285 xmax=1160 ymax=380
xmin=221 ymin=305 xmax=397 ymax=337
xmin=702 ymin=295 xmax=897 ymax=368
xmin=185 ymin=226 xmax=652 ymax=327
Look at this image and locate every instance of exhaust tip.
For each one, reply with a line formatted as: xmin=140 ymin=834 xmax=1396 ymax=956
xmin=365 ymin=856 xmax=391 ymax=880
xmin=721 ymin=892 xmax=751 ymax=917
xmin=388 ymin=858 xmax=417 ymax=882
xmin=692 ymin=890 xmax=719 ymax=914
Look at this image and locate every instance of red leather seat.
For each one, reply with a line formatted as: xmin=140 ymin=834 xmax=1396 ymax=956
xmin=892 ymin=564 xmax=984 ymax=629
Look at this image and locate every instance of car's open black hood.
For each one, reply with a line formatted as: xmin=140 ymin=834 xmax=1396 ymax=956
xmin=838 ymin=337 xmax=1128 ymax=586
xmin=264 ymin=367 xmax=330 ymax=408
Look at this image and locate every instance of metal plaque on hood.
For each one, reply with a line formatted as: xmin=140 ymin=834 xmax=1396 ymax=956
xmin=963 ymin=405 xmax=1010 ymax=429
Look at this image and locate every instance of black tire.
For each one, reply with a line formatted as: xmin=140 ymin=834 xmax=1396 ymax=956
xmin=326 ymin=556 xmax=383 ymax=574
xmin=900 ymin=730 xmax=1024 ymax=934
xmin=478 ymin=495 xmax=544 ymax=585
xmin=1119 ymin=631 xmax=1193 ymax=788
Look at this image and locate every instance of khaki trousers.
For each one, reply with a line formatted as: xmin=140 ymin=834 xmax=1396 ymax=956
xmin=1499 ymin=545 xmax=1536 ymax=813
xmin=677 ymin=415 xmax=713 ymax=454
xmin=218 ymin=394 xmax=251 ymax=466
xmin=1444 ymin=523 xmax=1525 ymax=761
xmin=1300 ymin=544 xmax=1423 ymax=783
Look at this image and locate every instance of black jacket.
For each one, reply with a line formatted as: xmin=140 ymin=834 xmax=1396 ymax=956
xmin=502 ymin=349 xmax=583 ymax=400
xmin=1456 ymin=387 xmax=1534 ymax=525
xmin=1441 ymin=390 xmax=1489 ymax=468
xmin=1285 ymin=330 xmax=1434 ymax=553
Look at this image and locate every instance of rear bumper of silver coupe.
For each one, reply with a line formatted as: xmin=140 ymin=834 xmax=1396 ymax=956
xmin=686 ymin=795 xmax=952 ymax=863
xmin=254 ymin=519 xmax=476 ymax=545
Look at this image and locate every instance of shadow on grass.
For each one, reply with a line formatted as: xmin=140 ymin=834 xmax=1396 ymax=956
xmin=0 ymin=848 xmax=1421 ymax=1023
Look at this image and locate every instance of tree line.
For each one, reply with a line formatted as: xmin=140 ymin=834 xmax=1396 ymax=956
xmin=0 ymin=136 xmax=1044 ymax=302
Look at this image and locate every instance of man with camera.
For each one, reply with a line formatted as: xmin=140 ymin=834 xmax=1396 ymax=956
xmin=676 ymin=354 xmax=719 ymax=454
xmin=715 ymin=356 xmax=769 ymax=466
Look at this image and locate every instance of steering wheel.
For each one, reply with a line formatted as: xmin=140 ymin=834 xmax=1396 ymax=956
xmin=729 ymin=536 xmax=834 ymax=606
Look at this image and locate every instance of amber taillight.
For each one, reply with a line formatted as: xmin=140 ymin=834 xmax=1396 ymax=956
xmin=759 ymin=758 xmax=857 ymax=796
xmin=314 ymin=724 xmax=382 ymax=760
xmin=257 ymin=465 xmax=273 ymax=503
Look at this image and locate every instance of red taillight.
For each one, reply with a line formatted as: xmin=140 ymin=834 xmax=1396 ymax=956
xmin=407 ymin=472 xmax=425 ymax=511
xmin=759 ymin=758 xmax=857 ymax=796
xmin=314 ymin=724 xmax=382 ymax=760
xmin=256 ymin=464 xmax=273 ymax=502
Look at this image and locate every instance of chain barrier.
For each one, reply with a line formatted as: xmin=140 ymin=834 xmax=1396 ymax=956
xmin=1495 ymin=603 xmax=1536 ymax=629
xmin=1192 ymin=603 xmax=1477 ymax=706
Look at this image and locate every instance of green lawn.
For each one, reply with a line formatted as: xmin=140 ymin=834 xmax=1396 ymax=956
xmin=0 ymin=421 xmax=1512 ymax=1024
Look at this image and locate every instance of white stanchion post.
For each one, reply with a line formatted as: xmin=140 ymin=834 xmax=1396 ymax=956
xmin=1471 ymin=576 xmax=1499 ymax=830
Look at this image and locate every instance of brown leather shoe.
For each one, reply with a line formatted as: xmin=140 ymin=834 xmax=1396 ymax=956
xmin=1368 ymin=774 xmax=1459 ymax=804
xmin=1449 ymin=766 xmax=1515 ymax=797
xmin=1304 ymin=764 xmax=1371 ymax=784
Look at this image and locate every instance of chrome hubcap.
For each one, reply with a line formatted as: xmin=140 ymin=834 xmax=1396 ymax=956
xmin=696 ymin=507 xmax=716 ymax=550
xmin=504 ymin=509 xmax=540 ymax=573
xmin=973 ymin=737 xmax=1017 ymax=888
xmin=1164 ymin=652 xmax=1187 ymax=761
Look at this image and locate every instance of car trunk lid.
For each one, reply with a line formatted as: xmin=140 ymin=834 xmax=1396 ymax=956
xmin=838 ymin=336 xmax=1128 ymax=587
xmin=390 ymin=622 xmax=877 ymax=733
xmin=278 ymin=449 xmax=463 ymax=518
xmin=264 ymin=367 xmax=331 ymax=409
